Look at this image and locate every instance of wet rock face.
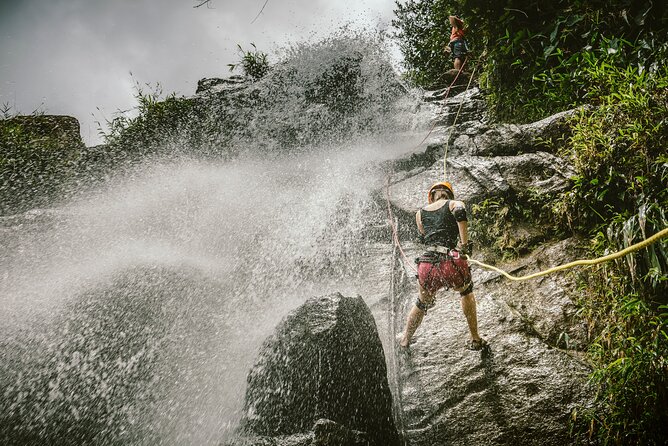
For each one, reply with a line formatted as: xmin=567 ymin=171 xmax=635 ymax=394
xmin=385 ymin=86 xmax=593 ymax=445
xmin=0 ymin=115 xmax=85 ymax=149
xmin=452 ymin=109 xmax=577 ymax=157
xmin=394 ymin=239 xmax=593 ymax=446
xmin=235 ymin=293 xmax=400 ymax=446
xmin=196 ymin=76 xmax=248 ymax=95
xmin=389 ymin=151 xmax=574 ymax=213
xmin=387 ymin=92 xmax=577 ymax=213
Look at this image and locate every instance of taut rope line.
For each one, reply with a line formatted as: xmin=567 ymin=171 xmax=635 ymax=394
xmin=466 ymin=227 xmax=668 ymax=281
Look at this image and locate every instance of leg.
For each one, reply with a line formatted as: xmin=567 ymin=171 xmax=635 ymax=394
xmin=454 ymin=57 xmax=463 ymax=70
xmin=400 ymin=285 xmax=435 ymax=347
xmin=460 ymin=291 xmax=481 ymax=342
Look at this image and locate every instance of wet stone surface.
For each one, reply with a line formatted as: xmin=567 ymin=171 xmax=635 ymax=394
xmin=390 ymin=241 xmax=592 ymax=446
xmin=384 ymin=88 xmax=593 ymax=445
xmin=231 ymin=293 xmax=400 ymax=446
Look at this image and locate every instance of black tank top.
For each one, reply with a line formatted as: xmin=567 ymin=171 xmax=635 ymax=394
xmin=421 ymin=200 xmax=459 ymax=248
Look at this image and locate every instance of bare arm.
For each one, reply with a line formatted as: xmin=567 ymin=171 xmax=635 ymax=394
xmin=449 ymin=200 xmax=468 ymax=245
xmin=416 ymin=210 xmax=425 ymax=235
xmin=457 ymin=220 xmax=468 ymax=245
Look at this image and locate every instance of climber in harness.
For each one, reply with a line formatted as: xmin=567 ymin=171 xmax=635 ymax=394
xmin=445 ymin=15 xmax=469 ymax=70
xmin=398 ymin=182 xmax=486 ymax=350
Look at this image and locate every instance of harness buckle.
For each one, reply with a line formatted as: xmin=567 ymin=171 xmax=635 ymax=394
xmin=425 ymin=245 xmax=458 ymax=258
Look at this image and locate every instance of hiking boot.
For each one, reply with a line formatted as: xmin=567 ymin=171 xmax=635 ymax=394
xmin=467 ymin=338 xmax=487 ymax=351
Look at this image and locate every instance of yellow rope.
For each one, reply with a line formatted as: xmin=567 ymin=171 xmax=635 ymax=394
xmin=466 ymin=227 xmax=668 ymax=281
xmin=444 ymin=63 xmax=477 ymax=180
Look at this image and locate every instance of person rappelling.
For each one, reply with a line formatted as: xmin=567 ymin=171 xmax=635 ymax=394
xmin=445 ymin=14 xmax=469 ymax=71
xmin=398 ymin=181 xmax=487 ymax=350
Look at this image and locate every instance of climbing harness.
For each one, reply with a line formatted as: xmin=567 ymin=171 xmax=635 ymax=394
xmin=416 ymin=248 xmax=473 ymax=294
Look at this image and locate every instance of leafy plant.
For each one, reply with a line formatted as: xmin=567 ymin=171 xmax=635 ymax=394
xmin=227 ymin=43 xmax=270 ymax=80
xmin=470 ymin=191 xmax=556 ymax=261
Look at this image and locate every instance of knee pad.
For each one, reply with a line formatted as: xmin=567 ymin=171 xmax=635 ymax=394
xmin=459 ymin=282 xmax=474 ymax=296
xmin=415 ymin=298 xmax=435 ymax=313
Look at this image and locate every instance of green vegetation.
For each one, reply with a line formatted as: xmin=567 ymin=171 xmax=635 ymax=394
xmin=469 ymin=192 xmax=553 ymax=260
xmin=227 ymin=43 xmax=270 ymax=80
xmin=0 ymin=115 xmax=83 ymax=214
xmin=394 ymin=1 xmax=667 ymax=443
xmin=560 ymin=69 xmax=668 ymax=442
xmin=393 ymin=0 xmax=667 ymax=122
xmin=99 ymin=81 xmax=201 ymax=162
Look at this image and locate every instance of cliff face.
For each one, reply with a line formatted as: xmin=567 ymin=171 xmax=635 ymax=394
xmin=0 ymin=54 xmax=594 ymax=445
xmin=230 ymin=86 xmax=594 ymax=446
xmin=385 ymin=87 xmax=593 ymax=445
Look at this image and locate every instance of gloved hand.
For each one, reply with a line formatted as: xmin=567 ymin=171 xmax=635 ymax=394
xmin=457 ymin=241 xmax=473 ymax=257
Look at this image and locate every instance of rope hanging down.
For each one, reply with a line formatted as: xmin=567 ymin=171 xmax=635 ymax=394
xmin=443 ymin=62 xmax=477 ymax=179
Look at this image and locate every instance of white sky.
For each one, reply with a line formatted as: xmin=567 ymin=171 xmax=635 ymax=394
xmin=0 ymin=0 xmax=398 ymax=145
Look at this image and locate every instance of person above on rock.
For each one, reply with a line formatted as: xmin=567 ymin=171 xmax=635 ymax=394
xmin=445 ymin=15 xmax=469 ymax=71
xmin=398 ymin=181 xmax=486 ymax=350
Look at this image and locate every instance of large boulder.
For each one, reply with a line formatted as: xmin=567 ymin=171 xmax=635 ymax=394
xmin=0 ymin=115 xmax=85 ymax=150
xmin=234 ymin=293 xmax=400 ymax=446
xmin=0 ymin=115 xmax=85 ymax=214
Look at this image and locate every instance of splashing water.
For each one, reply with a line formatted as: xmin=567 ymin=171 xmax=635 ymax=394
xmin=0 ymin=34 xmax=425 ymax=445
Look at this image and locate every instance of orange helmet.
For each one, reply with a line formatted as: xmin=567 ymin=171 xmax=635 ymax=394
xmin=428 ymin=181 xmax=454 ymax=203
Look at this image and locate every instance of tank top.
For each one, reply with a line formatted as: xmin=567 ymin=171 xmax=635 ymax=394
xmin=450 ymin=27 xmax=465 ymax=42
xmin=421 ymin=200 xmax=459 ymax=248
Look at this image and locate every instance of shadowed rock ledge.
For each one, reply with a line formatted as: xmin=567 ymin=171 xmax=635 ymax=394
xmin=226 ymin=293 xmax=401 ymax=446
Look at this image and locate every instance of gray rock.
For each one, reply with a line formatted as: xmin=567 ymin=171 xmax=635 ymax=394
xmin=466 ymin=109 xmax=577 ymax=156
xmin=312 ymin=419 xmax=369 ymax=446
xmin=235 ymin=293 xmax=400 ymax=446
xmin=428 ymin=87 xmax=488 ymax=127
xmin=388 ymin=152 xmax=575 ymax=213
xmin=223 ymin=433 xmax=312 ymax=446
xmin=196 ymin=76 xmax=248 ymax=95
xmin=479 ymin=238 xmax=589 ymax=349
xmin=0 ymin=115 xmax=85 ymax=150
xmin=472 ymin=123 xmax=529 ymax=156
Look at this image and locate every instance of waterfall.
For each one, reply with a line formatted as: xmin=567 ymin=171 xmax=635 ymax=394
xmin=0 ymin=34 xmax=426 ymax=445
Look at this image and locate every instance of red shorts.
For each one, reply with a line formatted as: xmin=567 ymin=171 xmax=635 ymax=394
xmin=417 ymin=251 xmax=472 ymax=294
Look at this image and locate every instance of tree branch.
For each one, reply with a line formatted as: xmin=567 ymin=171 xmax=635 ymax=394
xmin=250 ymin=0 xmax=270 ymax=24
xmin=193 ymin=0 xmax=213 ymax=9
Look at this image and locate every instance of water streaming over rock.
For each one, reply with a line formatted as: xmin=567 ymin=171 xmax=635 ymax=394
xmin=0 ymin=34 xmax=425 ymax=445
